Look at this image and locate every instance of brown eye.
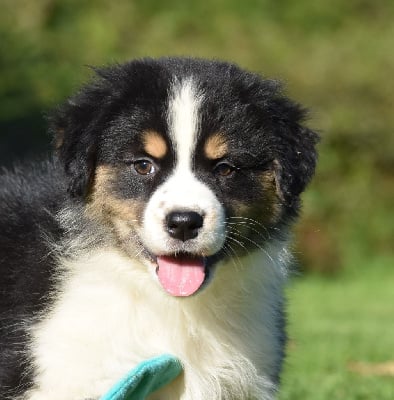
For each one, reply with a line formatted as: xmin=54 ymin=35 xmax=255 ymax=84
xmin=133 ymin=159 xmax=156 ymax=175
xmin=213 ymin=162 xmax=235 ymax=177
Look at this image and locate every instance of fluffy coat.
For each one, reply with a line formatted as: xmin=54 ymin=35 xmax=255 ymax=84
xmin=0 ymin=57 xmax=318 ymax=400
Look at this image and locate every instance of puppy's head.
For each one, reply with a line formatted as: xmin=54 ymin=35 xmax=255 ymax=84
xmin=52 ymin=58 xmax=318 ymax=297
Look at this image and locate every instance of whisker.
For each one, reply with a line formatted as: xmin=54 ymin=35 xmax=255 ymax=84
xmin=228 ymin=216 xmax=267 ymax=228
xmin=227 ymin=216 xmax=273 ymax=239
xmin=226 ymin=234 xmax=253 ymax=259
xmin=229 ymin=229 xmax=275 ymax=265
xmin=222 ymin=242 xmax=244 ymax=272
xmin=227 ymin=221 xmax=270 ymax=242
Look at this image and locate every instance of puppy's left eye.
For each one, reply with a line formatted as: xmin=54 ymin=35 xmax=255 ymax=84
xmin=213 ymin=162 xmax=236 ymax=177
xmin=134 ymin=159 xmax=156 ymax=175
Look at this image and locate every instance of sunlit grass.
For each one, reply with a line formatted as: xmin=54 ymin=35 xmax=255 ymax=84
xmin=280 ymin=262 xmax=394 ymax=399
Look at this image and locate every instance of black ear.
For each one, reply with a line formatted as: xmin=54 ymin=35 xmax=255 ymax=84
xmin=238 ymin=73 xmax=319 ymax=210
xmin=49 ymin=74 xmax=113 ymax=198
xmin=255 ymin=91 xmax=319 ymax=216
xmin=272 ymin=99 xmax=319 ymax=214
xmin=50 ymin=108 xmax=97 ymax=198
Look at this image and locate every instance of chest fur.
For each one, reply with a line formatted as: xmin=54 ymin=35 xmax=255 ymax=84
xmin=27 ymin=248 xmax=285 ymax=400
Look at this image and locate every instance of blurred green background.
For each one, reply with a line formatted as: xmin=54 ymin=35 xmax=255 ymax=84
xmin=0 ymin=0 xmax=393 ymax=397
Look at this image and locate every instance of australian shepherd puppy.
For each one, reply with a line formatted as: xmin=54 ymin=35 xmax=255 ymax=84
xmin=0 ymin=57 xmax=318 ymax=400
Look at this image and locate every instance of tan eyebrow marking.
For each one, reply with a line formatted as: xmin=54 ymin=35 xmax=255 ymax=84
xmin=204 ymin=133 xmax=228 ymax=160
xmin=142 ymin=130 xmax=167 ymax=159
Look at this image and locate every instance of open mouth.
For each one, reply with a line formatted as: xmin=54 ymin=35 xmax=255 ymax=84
xmin=137 ymin=238 xmax=222 ymax=297
xmin=155 ymin=253 xmax=211 ymax=297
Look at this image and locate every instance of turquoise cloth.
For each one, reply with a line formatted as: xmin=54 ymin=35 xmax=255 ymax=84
xmin=100 ymin=355 xmax=182 ymax=400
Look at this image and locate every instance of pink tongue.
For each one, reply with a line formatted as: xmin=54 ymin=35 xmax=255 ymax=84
xmin=156 ymin=256 xmax=206 ymax=297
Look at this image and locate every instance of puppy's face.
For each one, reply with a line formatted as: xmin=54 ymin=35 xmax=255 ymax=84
xmin=54 ymin=58 xmax=318 ymax=297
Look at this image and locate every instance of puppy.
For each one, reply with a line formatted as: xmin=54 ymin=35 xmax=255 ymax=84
xmin=0 ymin=57 xmax=318 ymax=400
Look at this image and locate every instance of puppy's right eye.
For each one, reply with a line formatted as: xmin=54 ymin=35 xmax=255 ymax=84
xmin=133 ymin=159 xmax=156 ymax=175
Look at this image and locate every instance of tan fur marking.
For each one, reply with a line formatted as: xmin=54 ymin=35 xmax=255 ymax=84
xmin=259 ymin=169 xmax=283 ymax=224
xmin=204 ymin=133 xmax=228 ymax=159
xmin=143 ymin=130 xmax=167 ymax=159
xmin=87 ymin=165 xmax=144 ymax=244
xmin=91 ymin=165 xmax=114 ymax=195
xmin=54 ymin=128 xmax=65 ymax=150
xmin=232 ymin=168 xmax=282 ymax=228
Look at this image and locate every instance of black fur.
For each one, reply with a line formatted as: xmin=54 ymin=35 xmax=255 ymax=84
xmin=0 ymin=161 xmax=67 ymax=397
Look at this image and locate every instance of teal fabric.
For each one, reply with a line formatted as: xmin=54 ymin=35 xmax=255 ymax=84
xmin=100 ymin=355 xmax=182 ymax=400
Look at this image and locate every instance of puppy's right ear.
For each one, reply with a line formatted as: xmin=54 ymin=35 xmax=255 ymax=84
xmin=49 ymin=79 xmax=110 ymax=198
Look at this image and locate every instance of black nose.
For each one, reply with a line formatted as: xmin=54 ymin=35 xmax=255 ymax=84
xmin=166 ymin=211 xmax=204 ymax=242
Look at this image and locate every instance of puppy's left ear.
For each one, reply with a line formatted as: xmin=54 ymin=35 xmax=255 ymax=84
xmin=243 ymin=76 xmax=319 ymax=208
xmin=258 ymin=90 xmax=319 ymax=214
xmin=280 ymin=123 xmax=319 ymax=196
xmin=273 ymin=111 xmax=319 ymax=212
xmin=49 ymin=79 xmax=110 ymax=198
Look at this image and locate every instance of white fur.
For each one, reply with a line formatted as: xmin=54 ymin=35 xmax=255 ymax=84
xmin=167 ymin=78 xmax=202 ymax=171
xmin=25 ymin=242 xmax=288 ymax=400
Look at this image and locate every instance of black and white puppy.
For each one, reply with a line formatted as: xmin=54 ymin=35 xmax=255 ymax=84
xmin=0 ymin=57 xmax=318 ymax=400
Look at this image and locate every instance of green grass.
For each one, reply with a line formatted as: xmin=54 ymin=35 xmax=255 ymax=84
xmin=280 ymin=263 xmax=394 ymax=399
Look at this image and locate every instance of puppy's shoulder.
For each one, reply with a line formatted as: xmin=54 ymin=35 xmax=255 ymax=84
xmin=0 ymin=158 xmax=67 ymax=278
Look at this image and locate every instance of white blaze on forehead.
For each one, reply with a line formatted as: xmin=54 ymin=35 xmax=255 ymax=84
xmin=139 ymin=78 xmax=225 ymax=257
xmin=168 ymin=78 xmax=203 ymax=170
